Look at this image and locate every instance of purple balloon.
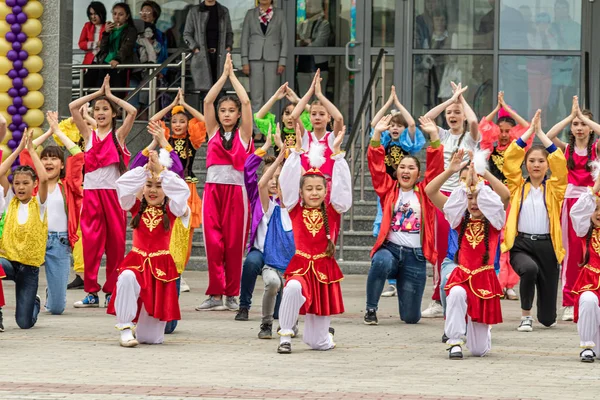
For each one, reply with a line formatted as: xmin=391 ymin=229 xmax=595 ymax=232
xmin=7 ymin=70 xmax=18 ymax=79
xmin=16 ymin=0 xmax=27 ymax=6
xmin=12 ymin=115 xmax=22 ymax=125
xmin=7 ymin=106 xmax=17 ymax=115
xmin=16 ymin=12 xmax=27 ymax=24
xmin=12 ymin=42 xmax=22 ymax=51
xmin=12 ymin=97 xmax=22 ymax=108
xmin=11 ymin=23 xmax=21 ymax=34
xmin=18 ymin=123 xmax=27 ymax=131
xmin=8 ymin=123 xmax=16 ymax=132
xmin=5 ymin=32 xmax=16 ymax=43
xmin=7 ymin=50 xmax=18 ymax=62
xmin=12 ymin=5 xmax=21 ymax=14
xmin=7 ymin=140 xmax=17 ymax=149
xmin=16 ymin=32 xmax=26 ymax=43
xmin=12 ymin=130 xmax=22 ymax=142
xmin=8 ymin=88 xmax=19 ymax=98
xmin=5 ymin=0 xmax=16 ymax=7
xmin=11 ymin=165 xmax=19 ymax=172
xmin=12 ymin=77 xmax=23 ymax=89
xmin=18 ymin=87 xmax=28 ymax=96
xmin=13 ymin=60 xmax=23 ymax=70
xmin=18 ymin=68 xmax=28 ymax=78
xmin=18 ymin=106 xmax=27 ymax=115
xmin=18 ymin=50 xmax=28 ymax=61
xmin=6 ymin=14 xmax=16 ymax=25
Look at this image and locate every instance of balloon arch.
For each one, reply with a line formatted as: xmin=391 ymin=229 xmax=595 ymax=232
xmin=0 ymin=0 xmax=44 ymax=176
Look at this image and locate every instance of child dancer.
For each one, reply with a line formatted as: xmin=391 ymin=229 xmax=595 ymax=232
xmin=107 ymin=151 xmax=190 ymax=347
xmin=546 ymin=96 xmax=600 ymax=321
xmin=503 ymin=110 xmax=568 ymax=332
xmin=421 ymin=82 xmax=480 ymax=318
xmin=276 ymin=126 xmax=352 ymax=354
xmin=150 ymin=88 xmax=207 ymax=274
xmin=364 ymin=115 xmax=441 ymax=325
xmin=369 ymin=86 xmax=426 ymax=297
xmin=254 ymin=83 xmax=312 ymax=149
xmin=19 ymin=112 xmax=84 ymax=315
xmin=0 ymin=130 xmax=48 ymax=329
xmin=196 ymin=53 xmax=254 ymax=311
xmin=68 ymin=75 xmax=137 ymax=308
xmin=426 ymin=151 xmax=508 ymax=359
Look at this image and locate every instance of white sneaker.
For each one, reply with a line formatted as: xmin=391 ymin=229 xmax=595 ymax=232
xmin=381 ymin=285 xmax=397 ymax=297
xmin=505 ymin=288 xmax=519 ymax=300
xmin=517 ymin=316 xmax=533 ymax=332
xmin=562 ymin=306 xmax=574 ymax=321
xmin=421 ymin=301 xmax=444 ymax=318
xmin=119 ymin=328 xmax=139 ymax=348
xmin=180 ymin=277 xmax=190 ymax=293
xmin=195 ymin=296 xmax=227 ymax=311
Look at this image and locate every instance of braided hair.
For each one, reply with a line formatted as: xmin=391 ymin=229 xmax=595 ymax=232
xmin=567 ymin=109 xmax=595 ymax=171
xmin=217 ymin=95 xmax=242 ymax=151
xmin=581 ymin=225 xmax=595 ymax=267
xmin=130 ymin=196 xmax=171 ymax=232
xmin=320 ymin=201 xmax=335 ymax=257
xmin=453 ymin=210 xmax=491 ymax=265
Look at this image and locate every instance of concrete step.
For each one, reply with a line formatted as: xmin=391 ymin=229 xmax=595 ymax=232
xmin=335 ymin=245 xmax=372 ymax=262
xmin=349 ymin=200 xmax=379 ymax=215
xmin=339 ymin=231 xmax=376 ymax=247
xmin=343 ymin=215 xmax=376 ymax=232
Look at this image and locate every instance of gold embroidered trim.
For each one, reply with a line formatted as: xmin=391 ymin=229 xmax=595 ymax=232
xmin=287 ymin=251 xmax=343 ymax=284
xmin=295 ymin=250 xmax=328 ymax=260
xmin=592 ymin=229 xmax=600 ymax=257
xmin=141 ymin=207 xmax=164 ymax=232
xmin=465 ymin=221 xmax=485 ymax=249
xmin=456 ymin=264 xmax=494 ymax=275
xmin=584 ymin=264 xmax=600 ymax=274
xmin=132 ymin=248 xmax=170 ymax=258
xmin=302 ymin=208 xmax=323 ymax=237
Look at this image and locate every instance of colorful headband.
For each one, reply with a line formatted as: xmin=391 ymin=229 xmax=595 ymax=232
xmin=303 ymin=142 xmax=326 ymax=178
xmin=172 ymin=105 xmax=185 ymax=115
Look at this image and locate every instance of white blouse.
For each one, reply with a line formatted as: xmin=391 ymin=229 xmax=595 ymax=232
xmin=517 ymin=185 xmax=550 ymax=235
xmin=570 ymin=187 xmax=597 ymax=237
xmin=443 ymin=181 xmax=506 ymax=230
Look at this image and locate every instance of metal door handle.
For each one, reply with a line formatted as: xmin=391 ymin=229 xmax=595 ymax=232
xmin=345 ymin=41 xmax=361 ymax=72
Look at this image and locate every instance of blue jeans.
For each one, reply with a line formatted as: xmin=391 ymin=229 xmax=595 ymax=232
xmin=165 ymin=277 xmax=181 ymax=334
xmin=44 ymin=232 xmax=71 ymax=315
xmin=366 ymin=242 xmax=427 ymax=324
xmin=0 ymin=258 xmax=40 ymax=329
xmin=239 ymin=248 xmax=282 ymax=318
xmin=439 ymin=257 xmax=458 ymax=315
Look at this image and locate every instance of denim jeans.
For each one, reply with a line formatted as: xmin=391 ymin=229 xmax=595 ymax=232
xmin=165 ymin=277 xmax=181 ymax=334
xmin=439 ymin=257 xmax=458 ymax=315
xmin=44 ymin=232 xmax=71 ymax=315
xmin=0 ymin=258 xmax=40 ymax=329
xmin=366 ymin=241 xmax=427 ymax=323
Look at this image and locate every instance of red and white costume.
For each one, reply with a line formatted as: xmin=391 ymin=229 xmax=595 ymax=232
xmin=277 ymin=149 xmax=352 ymax=350
xmin=81 ymin=130 xmax=131 ymax=294
xmin=300 ymin=130 xmax=335 ymax=178
xmin=569 ymin=188 xmax=600 ymax=353
xmin=202 ymin=130 xmax=253 ymax=297
xmin=443 ymin=181 xmax=505 ymax=356
xmin=107 ymin=166 xmax=190 ymax=344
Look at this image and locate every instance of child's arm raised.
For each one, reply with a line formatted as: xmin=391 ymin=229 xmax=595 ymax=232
xmin=149 ymin=89 xmax=180 ymax=122
xmin=371 ymin=87 xmax=394 ymax=128
xmin=204 ymin=54 xmax=232 ymax=138
xmin=330 ymin=126 xmax=352 ymax=214
xmin=314 ymin=70 xmax=344 ymax=134
xmin=259 ymin=148 xmax=285 ymax=212
xmin=425 ymin=149 xmax=468 ymax=213
xmin=291 ymin=73 xmax=316 ymax=121
xmin=26 ymin=130 xmax=49 ymax=204
xmin=393 ymin=88 xmax=417 ymax=136
xmin=0 ymin=132 xmax=28 ymax=194
xmin=104 ymin=77 xmax=138 ymax=143
xmin=422 ymin=83 xmax=468 ymax=130
xmin=68 ymin=75 xmax=106 ymax=143
xmin=279 ymin=123 xmax=304 ymax=210
xmin=256 ymin=83 xmax=288 ymax=120
xmin=227 ymin=54 xmax=253 ymax=145
xmin=546 ymin=96 xmax=577 ymax=151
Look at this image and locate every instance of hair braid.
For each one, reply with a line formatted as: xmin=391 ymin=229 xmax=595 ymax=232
xmin=450 ymin=132 xmax=467 ymax=157
xmin=567 ymin=131 xmax=576 ymax=170
xmin=581 ymin=225 xmax=595 ymax=267
xmin=453 ymin=210 xmax=470 ymax=264
xmin=111 ymin=130 xmax=128 ymax=175
xmin=130 ymin=197 xmax=149 ymax=229
xmin=320 ymin=202 xmax=335 ymax=257
xmin=482 ymin=218 xmax=490 ymax=265
xmin=161 ymin=197 xmax=170 ymax=231
xmin=586 ymin=132 xmax=595 ymax=172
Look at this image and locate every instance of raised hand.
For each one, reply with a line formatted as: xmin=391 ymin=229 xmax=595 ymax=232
xmin=333 ymin=125 xmax=346 ymax=154
xmin=223 ymin=53 xmax=233 ymax=77
xmin=374 ymin=114 xmax=392 ymax=134
xmin=274 ymin=123 xmax=284 ymax=150
xmin=275 ymin=83 xmax=288 ymax=100
xmin=24 ymin=128 xmax=34 ymax=151
xmin=450 ymin=82 xmax=468 ymax=101
xmin=47 ymin=111 xmax=59 ymax=131
xmin=418 ymin=116 xmax=437 ymax=137
xmin=285 ymin=87 xmax=301 ymax=104
xmin=448 ymin=149 xmax=467 ymax=173
xmin=295 ymin=120 xmax=304 ymax=152
xmin=103 ymin=75 xmax=112 ymax=97
xmin=571 ymin=95 xmax=579 ymax=117
xmin=314 ymin=70 xmax=323 ymax=96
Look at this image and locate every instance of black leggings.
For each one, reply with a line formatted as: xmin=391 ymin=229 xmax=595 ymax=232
xmin=510 ymin=235 xmax=560 ymax=327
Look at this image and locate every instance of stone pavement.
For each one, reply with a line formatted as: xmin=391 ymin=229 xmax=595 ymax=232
xmin=0 ymin=270 xmax=597 ymax=400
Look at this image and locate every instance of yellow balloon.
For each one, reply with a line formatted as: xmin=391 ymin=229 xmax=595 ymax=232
xmin=0 ymin=111 xmax=11 ymax=126
xmin=23 ymin=109 xmax=44 ymax=127
xmin=23 ymin=91 xmax=44 ymax=109
xmin=0 ymin=38 xmax=10 ymax=57
xmin=23 ymin=1 xmax=44 ymax=19
xmin=0 ymin=93 xmax=11 ymax=110
xmin=1 ymin=130 xmax=11 ymax=145
xmin=0 ymin=21 xmax=9 ymax=37
xmin=23 ymin=73 xmax=44 ymax=91
xmin=0 ymin=56 xmax=11 ymax=75
xmin=30 ymin=127 xmax=43 ymax=139
xmin=22 ymin=19 xmax=42 ymax=38
xmin=0 ymin=144 xmax=11 ymax=162
xmin=23 ymin=38 xmax=43 ymax=56
xmin=23 ymin=55 xmax=43 ymax=73
xmin=0 ymin=3 xmax=11 ymax=19
xmin=0 ymin=75 xmax=12 ymax=93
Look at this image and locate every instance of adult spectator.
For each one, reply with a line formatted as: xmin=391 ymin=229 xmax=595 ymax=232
xmin=296 ymin=0 xmax=330 ymax=95
xmin=78 ymin=2 xmax=106 ymax=89
xmin=183 ymin=0 xmax=233 ymax=99
xmin=241 ymin=0 xmax=287 ymax=140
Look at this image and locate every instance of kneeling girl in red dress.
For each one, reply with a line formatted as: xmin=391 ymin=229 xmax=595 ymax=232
xmin=426 ymin=149 xmax=509 ymax=359
xmin=276 ymin=126 xmax=352 ymax=354
xmin=569 ymin=171 xmax=600 ymax=362
xmin=107 ymin=151 xmax=190 ymax=347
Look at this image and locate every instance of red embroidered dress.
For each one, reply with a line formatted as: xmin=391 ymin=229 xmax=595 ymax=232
xmin=572 ymin=227 xmax=600 ymax=323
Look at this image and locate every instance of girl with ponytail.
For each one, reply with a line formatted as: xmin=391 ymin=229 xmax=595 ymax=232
xmin=275 ymin=125 xmax=352 ymax=354
xmin=107 ymin=150 xmax=190 ymax=347
xmin=425 ymin=148 xmax=510 ymax=360
xmin=68 ymin=75 xmax=137 ymax=309
xmin=547 ymin=95 xmax=600 ymax=321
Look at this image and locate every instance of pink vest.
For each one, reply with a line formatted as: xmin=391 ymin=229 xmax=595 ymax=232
xmin=84 ymin=131 xmax=131 ymax=174
xmin=565 ymin=142 xmax=596 ymax=187
xmin=301 ymin=131 xmax=334 ymax=177
xmin=206 ymin=130 xmax=252 ymax=171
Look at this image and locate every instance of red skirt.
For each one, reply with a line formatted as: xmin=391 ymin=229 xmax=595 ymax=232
xmin=572 ymin=264 xmax=600 ymax=323
xmin=107 ymin=249 xmax=180 ymax=322
xmin=0 ymin=264 xmax=5 ymax=307
xmin=284 ymin=254 xmax=344 ymax=316
xmin=445 ymin=265 xmax=503 ymax=325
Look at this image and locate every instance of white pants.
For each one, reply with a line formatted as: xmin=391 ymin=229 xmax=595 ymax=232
xmin=445 ymin=286 xmax=492 ymax=357
xmin=278 ymin=279 xmax=335 ymax=350
xmin=115 ymin=270 xmax=166 ymax=344
xmin=578 ymin=291 xmax=600 ymax=353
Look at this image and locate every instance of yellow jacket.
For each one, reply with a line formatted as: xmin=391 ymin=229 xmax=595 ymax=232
xmin=501 ymin=139 xmax=567 ymax=262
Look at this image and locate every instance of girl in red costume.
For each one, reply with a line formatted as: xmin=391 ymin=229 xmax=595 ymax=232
xmin=276 ymin=126 xmax=352 ymax=354
xmin=426 ymin=149 xmax=509 ymax=359
xmin=108 ymin=151 xmax=190 ymax=347
xmin=69 ymin=75 xmax=137 ymax=308
xmin=196 ymin=54 xmax=254 ymax=311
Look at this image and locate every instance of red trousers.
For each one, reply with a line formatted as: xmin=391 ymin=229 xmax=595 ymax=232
xmin=81 ymin=189 xmax=126 ymax=294
xmin=562 ymin=197 xmax=586 ymax=307
xmin=433 ymin=191 xmax=452 ymax=301
xmin=202 ymin=183 xmax=249 ymax=297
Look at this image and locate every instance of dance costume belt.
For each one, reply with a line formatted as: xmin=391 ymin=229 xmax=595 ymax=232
xmin=206 ymin=165 xmax=244 ymax=185
xmin=456 ymin=264 xmax=495 ymax=276
xmin=123 ymin=247 xmax=179 ymax=282
xmin=517 ymin=232 xmax=551 ymax=241
xmin=285 ymin=250 xmax=343 ymax=284
xmin=445 ymin=264 xmax=502 ymax=300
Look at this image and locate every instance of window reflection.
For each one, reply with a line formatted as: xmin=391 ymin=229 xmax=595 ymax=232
xmin=372 ymin=0 xmax=395 ymax=47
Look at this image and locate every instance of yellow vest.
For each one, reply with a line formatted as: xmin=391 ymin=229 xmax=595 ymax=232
xmin=1 ymin=197 xmax=48 ymax=266
xmin=169 ymin=217 xmax=191 ymax=274
xmin=501 ymin=141 xmax=567 ymax=263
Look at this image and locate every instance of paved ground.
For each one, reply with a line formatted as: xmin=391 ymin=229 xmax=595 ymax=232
xmin=0 ymin=270 xmax=597 ymax=400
